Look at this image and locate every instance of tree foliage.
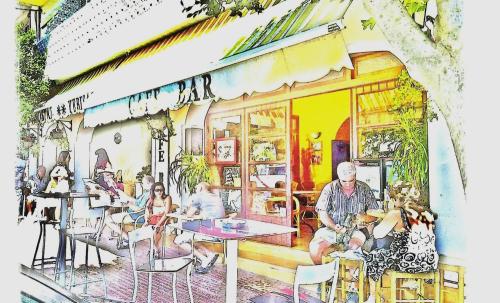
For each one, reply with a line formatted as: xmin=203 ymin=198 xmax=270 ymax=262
xmin=180 ymin=0 xmax=264 ymax=18
xmin=16 ymin=23 xmax=52 ymax=127
xmin=390 ymin=70 xmax=436 ymax=200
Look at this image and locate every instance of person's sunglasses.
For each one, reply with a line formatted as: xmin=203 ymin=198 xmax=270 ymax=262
xmin=154 ymin=188 xmax=164 ymax=192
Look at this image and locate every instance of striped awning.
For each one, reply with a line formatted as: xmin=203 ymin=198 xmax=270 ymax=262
xmin=38 ymin=0 xmax=354 ymax=127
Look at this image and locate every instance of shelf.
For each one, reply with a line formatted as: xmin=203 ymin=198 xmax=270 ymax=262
xmin=248 ymin=161 xmax=286 ymax=165
xmin=356 ymin=122 xmax=398 ymax=129
xmin=212 ymin=185 xmax=242 ymax=190
xmin=248 ymin=134 xmax=286 ymax=139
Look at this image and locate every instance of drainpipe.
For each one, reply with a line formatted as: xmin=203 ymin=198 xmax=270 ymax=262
xmin=166 ymin=109 xmax=171 ymax=196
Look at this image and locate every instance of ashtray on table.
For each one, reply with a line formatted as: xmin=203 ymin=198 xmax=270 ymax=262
xmin=220 ymin=219 xmax=246 ymax=229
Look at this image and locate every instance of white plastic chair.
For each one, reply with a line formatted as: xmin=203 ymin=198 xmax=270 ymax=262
xmin=293 ymin=258 xmax=340 ymax=303
xmin=128 ymin=226 xmax=194 ymax=303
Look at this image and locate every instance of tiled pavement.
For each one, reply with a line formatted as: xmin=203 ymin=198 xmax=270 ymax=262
xmin=19 ymin=221 xmax=318 ymax=303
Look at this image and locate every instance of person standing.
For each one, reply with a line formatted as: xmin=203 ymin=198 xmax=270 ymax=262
xmin=309 ymin=161 xmax=379 ymax=264
xmin=15 ymin=156 xmax=27 ymax=217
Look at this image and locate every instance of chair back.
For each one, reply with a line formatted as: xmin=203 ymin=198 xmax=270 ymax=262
xmin=293 ymin=258 xmax=340 ymax=303
xmin=128 ymin=226 xmax=155 ymax=302
xmin=292 ymin=196 xmax=300 ymax=215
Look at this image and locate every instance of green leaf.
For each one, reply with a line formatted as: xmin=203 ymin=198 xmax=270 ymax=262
xmin=402 ymin=0 xmax=427 ymax=16
xmin=361 ymin=17 xmax=376 ymax=30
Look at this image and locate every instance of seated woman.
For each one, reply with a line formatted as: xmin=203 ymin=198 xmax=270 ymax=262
xmin=95 ymin=169 xmax=124 ymax=201
xmin=33 ymin=165 xmax=70 ymax=220
xmin=362 ymin=200 xmax=438 ymax=303
xmin=143 ymin=182 xmax=172 ymax=257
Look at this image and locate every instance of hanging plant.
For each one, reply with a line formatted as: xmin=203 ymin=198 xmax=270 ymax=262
xmin=53 ymin=136 xmax=69 ymax=150
xmin=30 ymin=141 xmax=41 ymax=158
xmin=145 ymin=110 xmax=177 ymax=139
xmin=169 ymin=149 xmax=211 ymax=194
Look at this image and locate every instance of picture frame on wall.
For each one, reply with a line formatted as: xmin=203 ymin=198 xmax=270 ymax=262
xmin=215 ymin=137 xmax=238 ymax=164
xmin=222 ymin=166 xmax=241 ymax=187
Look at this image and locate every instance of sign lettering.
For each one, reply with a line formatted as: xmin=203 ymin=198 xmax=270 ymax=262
xmin=177 ymin=73 xmax=215 ymax=105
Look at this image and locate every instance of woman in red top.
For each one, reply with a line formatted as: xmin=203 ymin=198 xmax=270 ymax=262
xmin=144 ymin=182 xmax=172 ymax=256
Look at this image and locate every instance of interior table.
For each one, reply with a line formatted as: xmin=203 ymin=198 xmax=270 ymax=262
xmin=168 ymin=218 xmax=296 ymax=303
xmin=32 ymin=192 xmax=100 ymax=287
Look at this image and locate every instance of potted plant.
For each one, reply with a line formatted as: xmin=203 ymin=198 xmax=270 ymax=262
xmin=136 ymin=165 xmax=152 ymax=183
xmin=169 ymin=149 xmax=211 ymax=195
xmin=388 ymin=71 xmax=437 ymax=205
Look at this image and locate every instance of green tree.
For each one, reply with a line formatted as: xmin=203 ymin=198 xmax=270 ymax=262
xmin=16 ymin=23 xmax=52 ymax=127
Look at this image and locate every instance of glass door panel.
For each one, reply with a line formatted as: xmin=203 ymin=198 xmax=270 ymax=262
xmin=206 ymin=112 xmax=243 ymax=215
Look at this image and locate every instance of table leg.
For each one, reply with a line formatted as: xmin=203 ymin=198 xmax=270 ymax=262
xmin=55 ymin=197 xmax=68 ymax=287
xmin=225 ymin=240 xmax=238 ymax=303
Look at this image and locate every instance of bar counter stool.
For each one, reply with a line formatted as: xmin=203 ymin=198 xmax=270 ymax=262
xmin=375 ymin=270 xmax=440 ymax=303
xmin=31 ymin=207 xmax=72 ymax=274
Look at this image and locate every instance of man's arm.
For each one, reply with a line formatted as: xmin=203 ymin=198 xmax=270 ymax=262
xmin=315 ymin=183 xmax=345 ymax=233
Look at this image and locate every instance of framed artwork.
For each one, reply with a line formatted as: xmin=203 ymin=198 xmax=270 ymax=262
xmin=223 ymin=166 xmax=241 ymax=187
xmin=215 ymin=137 xmax=238 ymax=164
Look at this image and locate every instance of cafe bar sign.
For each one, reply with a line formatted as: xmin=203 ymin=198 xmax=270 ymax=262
xmin=36 ymin=92 xmax=93 ymax=124
xmin=128 ymin=73 xmax=216 ymax=117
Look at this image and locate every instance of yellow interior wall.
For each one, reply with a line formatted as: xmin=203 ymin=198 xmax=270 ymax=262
xmin=292 ymin=90 xmax=350 ymax=188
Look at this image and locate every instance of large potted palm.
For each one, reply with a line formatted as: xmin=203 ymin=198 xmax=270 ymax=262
xmin=169 ymin=149 xmax=211 ymax=195
xmin=389 ymin=71 xmax=437 ymax=205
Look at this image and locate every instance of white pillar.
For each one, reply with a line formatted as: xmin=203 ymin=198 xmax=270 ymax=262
xmin=428 ymin=104 xmax=466 ymax=262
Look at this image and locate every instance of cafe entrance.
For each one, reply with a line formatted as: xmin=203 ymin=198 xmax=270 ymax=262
xmin=205 ymin=88 xmax=353 ymax=247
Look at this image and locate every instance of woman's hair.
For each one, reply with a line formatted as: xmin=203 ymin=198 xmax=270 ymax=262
xmin=403 ymin=201 xmax=437 ymax=229
xmin=147 ymin=182 xmax=168 ymax=210
xmin=94 ymin=148 xmax=111 ymax=169
xmin=57 ymin=151 xmax=71 ymax=167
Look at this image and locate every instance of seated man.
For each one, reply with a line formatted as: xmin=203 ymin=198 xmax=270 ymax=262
xmin=173 ymin=182 xmax=226 ymax=274
xmin=309 ymin=162 xmax=379 ymax=264
xmin=103 ymin=175 xmax=155 ymax=247
xmin=25 ymin=166 xmax=48 ymax=216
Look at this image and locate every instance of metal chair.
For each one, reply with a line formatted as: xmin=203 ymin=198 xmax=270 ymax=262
xmin=293 ymin=258 xmax=340 ymax=303
xmin=128 ymin=226 xmax=194 ymax=303
xmin=66 ymin=194 xmax=108 ymax=296
xmin=292 ymin=196 xmax=301 ymax=238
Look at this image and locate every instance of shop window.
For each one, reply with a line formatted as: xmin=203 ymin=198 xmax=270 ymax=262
xmin=207 ymin=113 xmax=242 ymax=215
xmin=247 ymin=106 xmax=288 ymax=217
xmin=355 ymin=83 xmax=424 ymax=158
